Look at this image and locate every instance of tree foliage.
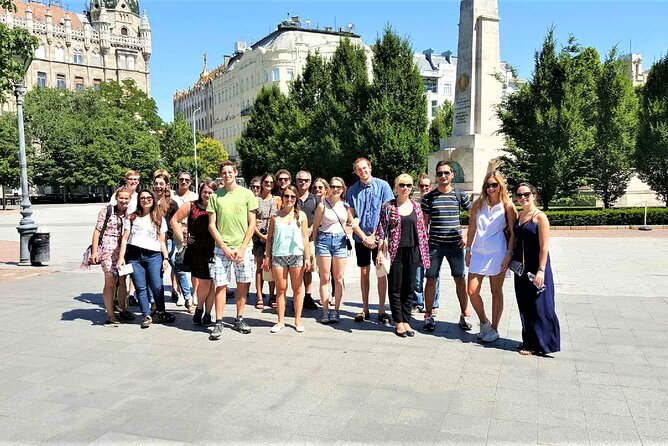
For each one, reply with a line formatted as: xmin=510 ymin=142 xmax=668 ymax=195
xmin=498 ymin=30 xmax=599 ymax=209
xmin=98 ymin=80 xmax=163 ymax=131
xmin=0 ymin=0 xmax=38 ymax=99
xmin=428 ymin=100 xmax=453 ymax=152
xmin=588 ymin=47 xmax=639 ymax=208
xmin=160 ymin=112 xmax=193 ymax=175
xmin=196 ymin=137 xmax=228 ymax=180
xmin=636 ymin=54 xmax=668 ymax=205
xmin=0 ymin=111 xmax=27 ymax=188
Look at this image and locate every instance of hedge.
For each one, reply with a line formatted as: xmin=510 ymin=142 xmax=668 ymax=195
xmin=459 ymin=207 xmax=668 ymax=226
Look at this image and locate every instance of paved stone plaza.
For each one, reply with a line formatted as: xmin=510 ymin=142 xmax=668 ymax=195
xmin=1 ymin=204 xmax=667 ymax=445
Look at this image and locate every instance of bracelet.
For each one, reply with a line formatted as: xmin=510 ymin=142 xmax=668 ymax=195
xmin=465 ymin=246 xmax=472 ymax=253
xmin=506 ymin=250 xmax=513 ymax=256
xmin=538 ymin=266 xmax=546 ymax=272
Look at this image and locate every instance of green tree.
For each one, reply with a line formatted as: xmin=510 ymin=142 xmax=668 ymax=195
xmin=588 ymin=48 xmax=639 ymax=208
xmin=428 ymin=100 xmax=453 ymax=152
xmin=636 ymin=54 xmax=668 ymax=205
xmin=498 ymin=30 xmax=599 ymax=209
xmin=0 ymin=111 xmax=26 ymax=188
xmin=98 ymin=79 xmax=162 ymax=131
xmin=176 ymin=137 xmax=229 ymax=180
xmin=362 ymin=27 xmax=429 ymax=182
xmin=160 ymin=113 xmax=194 ymax=175
xmin=0 ymin=0 xmax=38 ymax=99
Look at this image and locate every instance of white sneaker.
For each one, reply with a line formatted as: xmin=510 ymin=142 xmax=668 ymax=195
xmin=477 ymin=322 xmax=491 ymax=340
xmin=482 ymin=327 xmax=499 ymax=343
xmin=295 ymin=324 xmax=305 ymax=333
xmin=176 ymin=296 xmax=185 ymax=306
xmin=270 ymin=323 xmax=284 ymax=333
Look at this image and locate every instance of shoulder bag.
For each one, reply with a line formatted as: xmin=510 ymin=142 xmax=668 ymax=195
xmin=325 ymin=199 xmax=352 ymax=251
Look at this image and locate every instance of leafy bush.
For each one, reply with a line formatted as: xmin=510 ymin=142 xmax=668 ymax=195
xmin=549 ymin=194 xmax=597 ymax=207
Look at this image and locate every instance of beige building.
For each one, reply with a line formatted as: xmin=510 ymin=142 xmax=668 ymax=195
xmin=174 ymin=17 xmax=368 ymax=159
xmin=1 ymin=0 xmax=152 ymax=113
xmin=620 ymin=53 xmax=646 ymax=87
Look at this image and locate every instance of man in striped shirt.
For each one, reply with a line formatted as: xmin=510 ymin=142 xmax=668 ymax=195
xmin=421 ymin=161 xmax=473 ymax=332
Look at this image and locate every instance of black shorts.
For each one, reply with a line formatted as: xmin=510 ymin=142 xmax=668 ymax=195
xmin=355 ymin=242 xmax=379 ymax=267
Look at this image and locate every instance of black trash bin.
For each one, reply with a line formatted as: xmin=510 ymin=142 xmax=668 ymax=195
xmin=29 ymin=230 xmax=50 ymax=266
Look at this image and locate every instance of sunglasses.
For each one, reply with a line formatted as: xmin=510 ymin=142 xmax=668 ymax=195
xmin=178 ymin=178 xmax=191 ymax=183
xmin=297 ymin=178 xmax=310 ymax=183
xmin=263 ymin=181 xmax=274 ymax=185
xmin=251 ymin=185 xmax=261 ymax=189
xmin=436 ymin=171 xmax=452 ymax=177
xmin=282 ymin=195 xmax=297 ymax=200
xmin=139 ymin=196 xmax=153 ymax=201
xmin=278 ymin=177 xmax=290 ymax=182
xmin=331 ymin=185 xmax=343 ymax=190
xmin=486 ymin=183 xmax=499 ymax=189
xmin=516 ymin=192 xmax=532 ymax=199
xmin=398 ymin=183 xmax=413 ymax=189
xmin=419 ymin=184 xmax=430 ymax=189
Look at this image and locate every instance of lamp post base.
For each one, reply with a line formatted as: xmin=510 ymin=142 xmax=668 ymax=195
xmin=17 ymin=226 xmax=37 ymax=266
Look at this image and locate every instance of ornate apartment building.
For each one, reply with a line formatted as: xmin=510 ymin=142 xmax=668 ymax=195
xmin=1 ymin=0 xmax=152 ymax=112
xmin=174 ymin=17 xmax=368 ymax=159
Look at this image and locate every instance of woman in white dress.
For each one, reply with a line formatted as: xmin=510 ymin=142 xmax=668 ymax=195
xmin=465 ymin=171 xmax=517 ymax=342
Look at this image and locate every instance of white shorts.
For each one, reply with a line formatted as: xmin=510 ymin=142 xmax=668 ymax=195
xmin=209 ymin=247 xmax=255 ymax=287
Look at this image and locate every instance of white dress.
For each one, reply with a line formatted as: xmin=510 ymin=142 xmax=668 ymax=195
xmin=469 ymin=202 xmax=507 ymax=276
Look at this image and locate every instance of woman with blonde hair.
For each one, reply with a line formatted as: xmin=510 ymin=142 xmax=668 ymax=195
xmin=312 ymin=177 xmax=351 ymax=324
xmin=465 ymin=170 xmax=516 ymax=342
xmin=376 ymin=173 xmax=430 ymax=337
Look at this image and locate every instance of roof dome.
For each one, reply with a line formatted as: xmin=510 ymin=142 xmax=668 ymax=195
xmin=90 ymin=0 xmax=139 ymax=15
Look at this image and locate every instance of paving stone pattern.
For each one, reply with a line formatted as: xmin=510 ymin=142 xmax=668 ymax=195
xmin=1 ymin=204 xmax=667 ymax=445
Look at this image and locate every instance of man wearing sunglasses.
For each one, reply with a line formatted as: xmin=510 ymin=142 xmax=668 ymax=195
xmin=275 ymin=169 xmax=292 ymax=196
xmin=296 ymin=170 xmax=321 ymax=310
xmin=171 ymin=171 xmax=198 ymax=309
xmin=421 ymin=161 xmax=473 ymax=332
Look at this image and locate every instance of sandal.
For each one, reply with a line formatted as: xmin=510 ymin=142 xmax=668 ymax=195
xmin=255 ymin=295 xmax=265 ymax=310
xmin=354 ymin=311 xmax=370 ymax=323
xmin=269 ymin=296 xmax=277 ymax=309
xmin=519 ymin=349 xmax=534 ymax=356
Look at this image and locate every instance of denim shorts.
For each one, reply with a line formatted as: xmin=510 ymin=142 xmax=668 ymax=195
xmin=315 ymin=232 xmax=348 ymax=258
xmin=424 ymin=243 xmax=465 ymax=279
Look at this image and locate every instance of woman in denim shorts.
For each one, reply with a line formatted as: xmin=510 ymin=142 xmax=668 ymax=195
xmin=312 ymin=177 xmax=352 ymax=324
xmin=263 ymin=186 xmax=311 ymax=333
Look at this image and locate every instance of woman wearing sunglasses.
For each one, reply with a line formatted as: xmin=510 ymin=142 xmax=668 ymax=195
xmin=118 ymin=189 xmax=175 ymax=329
xmin=375 ymin=174 xmax=430 ymax=337
xmin=253 ymin=173 xmax=280 ymax=309
xmin=512 ymin=182 xmax=560 ymax=356
xmin=465 ymin=171 xmax=516 ymax=343
xmin=262 ymin=185 xmax=311 ymax=333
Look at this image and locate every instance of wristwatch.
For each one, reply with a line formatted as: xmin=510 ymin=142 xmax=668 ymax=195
xmin=538 ymin=266 xmax=546 ymax=272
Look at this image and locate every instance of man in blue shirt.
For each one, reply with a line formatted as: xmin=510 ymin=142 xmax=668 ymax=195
xmin=421 ymin=160 xmax=473 ymax=332
xmin=347 ymin=157 xmax=394 ymax=325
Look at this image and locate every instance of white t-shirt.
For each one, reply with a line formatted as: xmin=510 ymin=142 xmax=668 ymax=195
xmin=124 ymin=214 xmax=167 ymax=252
xmin=319 ymin=200 xmax=348 ymax=234
xmin=172 ymin=190 xmax=198 ymax=208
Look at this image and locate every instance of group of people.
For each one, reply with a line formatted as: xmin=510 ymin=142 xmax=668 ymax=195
xmin=86 ymin=157 xmax=560 ymax=356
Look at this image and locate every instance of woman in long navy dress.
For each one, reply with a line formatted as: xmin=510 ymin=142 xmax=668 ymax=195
xmin=513 ymin=183 xmax=560 ymax=355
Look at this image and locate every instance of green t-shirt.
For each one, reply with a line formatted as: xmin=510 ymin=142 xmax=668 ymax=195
xmin=206 ymin=186 xmax=258 ymax=249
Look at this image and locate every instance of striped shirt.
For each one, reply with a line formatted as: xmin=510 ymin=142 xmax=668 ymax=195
xmin=421 ymin=188 xmax=471 ymax=246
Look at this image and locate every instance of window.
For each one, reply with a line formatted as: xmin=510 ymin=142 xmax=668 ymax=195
xmin=118 ymin=53 xmax=126 ymax=69
xmin=75 ymin=77 xmax=84 ymax=91
xmin=91 ymin=52 xmax=101 ymax=66
xmin=56 ymin=74 xmax=66 ymax=89
xmin=286 ymin=68 xmax=294 ymax=81
xmin=431 ymin=100 xmax=438 ymax=119
xmin=37 ymin=71 xmax=47 ymax=87
xmin=272 ymin=68 xmax=280 ymax=82
xmin=120 ymin=27 xmax=128 ymax=36
xmin=54 ymin=46 xmax=65 ymax=62
xmin=444 ymin=82 xmax=452 ymax=96
xmin=35 ymin=44 xmax=46 ymax=59
xmin=93 ymin=78 xmax=101 ymax=90
xmin=127 ymin=54 xmax=135 ymax=70
xmin=73 ymin=50 xmax=83 ymax=64
xmin=264 ymin=70 xmax=270 ymax=83
xmin=423 ymin=77 xmax=437 ymax=94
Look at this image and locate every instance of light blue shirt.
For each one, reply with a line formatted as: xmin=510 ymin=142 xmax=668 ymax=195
xmin=346 ymin=177 xmax=394 ymax=242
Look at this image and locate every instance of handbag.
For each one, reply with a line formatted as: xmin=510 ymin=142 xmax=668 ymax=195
xmin=175 ymin=244 xmax=191 ymax=272
xmin=509 ymin=232 xmax=525 ymax=277
xmin=375 ymin=202 xmax=392 ymax=278
xmin=325 ymin=199 xmax=352 ymax=251
xmin=117 ymin=263 xmax=134 ymax=276
xmin=81 ymin=205 xmax=113 ymax=269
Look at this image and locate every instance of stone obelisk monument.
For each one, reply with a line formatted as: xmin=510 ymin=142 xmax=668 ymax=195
xmin=432 ymin=0 xmax=505 ymax=193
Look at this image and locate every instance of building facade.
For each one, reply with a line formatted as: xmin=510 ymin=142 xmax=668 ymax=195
xmin=174 ymin=17 xmax=368 ymax=159
xmin=1 ymin=0 xmax=152 ymax=113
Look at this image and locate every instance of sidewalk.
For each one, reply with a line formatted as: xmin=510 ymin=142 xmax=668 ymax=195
xmin=0 ymin=204 xmax=667 ymax=444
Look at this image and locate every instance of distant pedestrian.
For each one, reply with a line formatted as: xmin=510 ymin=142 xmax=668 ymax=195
xmin=118 ymin=188 xmax=175 ymax=329
xmin=207 ymin=161 xmax=258 ymax=340
xmin=170 ymin=180 xmax=217 ymax=326
xmin=263 ymin=185 xmax=311 ymax=333
xmin=465 ymin=171 xmax=516 ymax=343
xmin=312 ymin=177 xmax=351 ymax=324
xmin=346 ymin=157 xmax=394 ymax=325
xmin=513 ymin=183 xmax=560 ymax=356
xmin=89 ymin=187 xmax=134 ymax=324
xmin=376 ymin=174 xmax=430 ymax=337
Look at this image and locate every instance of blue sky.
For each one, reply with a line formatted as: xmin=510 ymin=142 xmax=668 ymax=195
xmin=139 ymin=1 xmax=668 ymax=122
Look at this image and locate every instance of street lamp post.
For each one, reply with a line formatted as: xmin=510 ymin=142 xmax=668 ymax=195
xmin=13 ymin=55 xmax=37 ymax=265
xmin=192 ymin=107 xmax=201 ymax=191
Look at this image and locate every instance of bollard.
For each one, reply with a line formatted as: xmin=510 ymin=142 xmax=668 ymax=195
xmin=29 ymin=229 xmax=50 ymax=266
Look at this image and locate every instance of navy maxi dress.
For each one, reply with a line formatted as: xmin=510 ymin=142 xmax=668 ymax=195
xmin=513 ymin=218 xmax=560 ymax=354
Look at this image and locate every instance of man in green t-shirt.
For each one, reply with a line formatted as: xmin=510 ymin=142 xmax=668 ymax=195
xmin=207 ymin=161 xmax=258 ymax=340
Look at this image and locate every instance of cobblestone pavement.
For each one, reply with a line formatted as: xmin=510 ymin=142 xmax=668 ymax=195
xmin=1 ymin=204 xmax=667 ymax=445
